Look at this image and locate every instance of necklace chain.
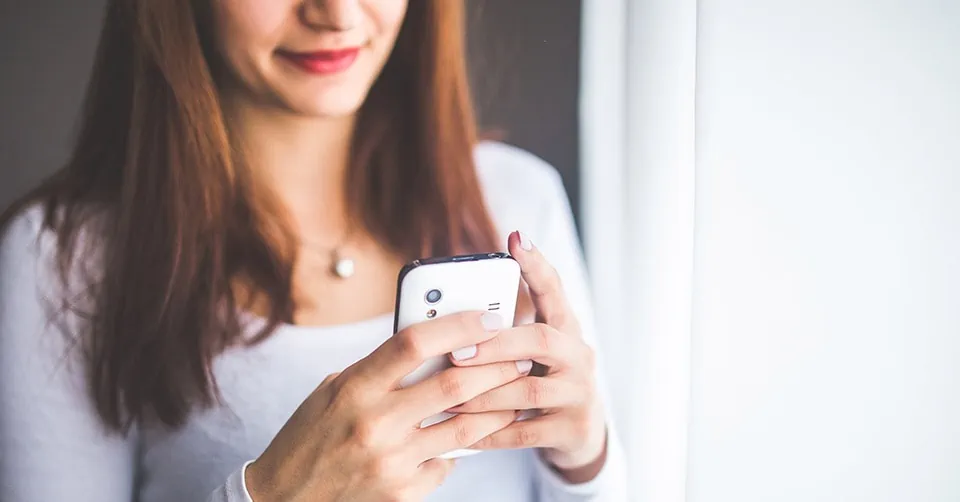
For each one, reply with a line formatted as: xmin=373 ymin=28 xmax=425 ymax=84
xmin=298 ymin=228 xmax=355 ymax=279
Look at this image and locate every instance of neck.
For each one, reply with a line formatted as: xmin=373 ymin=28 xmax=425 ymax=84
xmin=226 ymin=96 xmax=356 ymax=242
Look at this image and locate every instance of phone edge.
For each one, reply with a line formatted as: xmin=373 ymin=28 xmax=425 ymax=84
xmin=391 ymin=252 xmax=516 ymax=333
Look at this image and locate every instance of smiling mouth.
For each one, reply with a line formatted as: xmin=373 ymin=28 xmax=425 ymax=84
xmin=276 ymin=47 xmax=361 ymax=75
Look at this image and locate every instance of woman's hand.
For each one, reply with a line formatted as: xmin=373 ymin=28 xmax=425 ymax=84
xmin=246 ymin=311 xmax=527 ymax=502
xmin=445 ymin=231 xmax=609 ymax=481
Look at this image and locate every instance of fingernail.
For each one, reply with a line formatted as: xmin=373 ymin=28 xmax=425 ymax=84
xmin=481 ymin=311 xmax=502 ymax=331
xmin=518 ymin=231 xmax=534 ymax=251
xmin=452 ymin=345 xmax=477 ymax=361
xmin=515 ymin=410 xmax=537 ymax=422
xmin=516 ymin=359 xmax=533 ymax=374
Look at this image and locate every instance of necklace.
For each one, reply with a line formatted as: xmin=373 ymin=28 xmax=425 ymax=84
xmin=330 ymin=248 xmax=356 ymax=279
xmin=300 ymin=231 xmax=355 ymax=279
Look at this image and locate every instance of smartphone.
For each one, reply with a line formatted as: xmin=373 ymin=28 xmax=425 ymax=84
xmin=393 ymin=252 xmax=522 ymax=458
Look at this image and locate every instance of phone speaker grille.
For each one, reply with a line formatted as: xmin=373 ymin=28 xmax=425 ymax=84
xmin=487 ymin=303 xmax=501 ymax=311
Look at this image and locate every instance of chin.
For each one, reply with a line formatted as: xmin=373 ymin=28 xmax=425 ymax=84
xmin=285 ymin=91 xmax=369 ymax=119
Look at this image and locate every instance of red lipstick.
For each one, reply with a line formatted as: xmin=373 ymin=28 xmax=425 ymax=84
xmin=277 ymin=48 xmax=360 ymax=75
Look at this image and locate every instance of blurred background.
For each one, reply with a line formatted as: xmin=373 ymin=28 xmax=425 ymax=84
xmin=3 ymin=1 xmax=960 ymax=502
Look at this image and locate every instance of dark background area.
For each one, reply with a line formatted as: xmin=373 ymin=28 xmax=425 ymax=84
xmin=466 ymin=1 xmax=582 ymax=222
xmin=0 ymin=1 xmax=581 ymax=222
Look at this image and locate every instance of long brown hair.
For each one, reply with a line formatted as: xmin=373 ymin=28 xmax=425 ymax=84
xmin=0 ymin=0 xmax=499 ymax=432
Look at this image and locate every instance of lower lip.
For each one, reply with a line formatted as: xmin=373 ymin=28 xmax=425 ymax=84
xmin=278 ymin=49 xmax=360 ymax=75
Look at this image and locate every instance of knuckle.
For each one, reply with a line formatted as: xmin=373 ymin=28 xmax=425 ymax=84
xmin=532 ymin=323 xmax=554 ymax=352
xmin=498 ymin=361 xmax=516 ymax=381
xmin=516 ymin=425 xmax=540 ymax=447
xmin=438 ymin=371 xmax=466 ymax=401
xmin=352 ymin=416 xmax=387 ymax=449
xmin=333 ymin=378 xmax=363 ymax=406
xmin=471 ymin=434 xmax=493 ymax=449
xmin=523 ymin=378 xmax=548 ymax=407
xmin=367 ymin=454 xmax=401 ymax=482
xmin=453 ymin=420 xmax=476 ymax=448
xmin=320 ymin=371 xmax=340 ymax=386
xmin=395 ymin=328 xmax=428 ymax=363
xmin=473 ymin=391 xmax=493 ymax=411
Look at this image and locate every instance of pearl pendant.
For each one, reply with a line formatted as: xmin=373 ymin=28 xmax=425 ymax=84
xmin=333 ymin=257 xmax=355 ymax=278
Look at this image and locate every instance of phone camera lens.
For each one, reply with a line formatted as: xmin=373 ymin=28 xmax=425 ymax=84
xmin=425 ymin=289 xmax=442 ymax=304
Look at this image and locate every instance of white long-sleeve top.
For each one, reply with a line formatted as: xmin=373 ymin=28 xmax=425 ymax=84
xmin=0 ymin=142 xmax=629 ymax=502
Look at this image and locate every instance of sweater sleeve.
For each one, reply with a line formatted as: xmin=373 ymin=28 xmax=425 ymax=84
xmin=205 ymin=461 xmax=255 ymax=502
xmin=523 ymin=165 xmax=631 ymax=502
xmin=0 ymin=207 xmax=138 ymax=501
xmin=0 ymin=207 xmax=252 ymax=502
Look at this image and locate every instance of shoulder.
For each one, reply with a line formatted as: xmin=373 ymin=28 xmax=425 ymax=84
xmin=0 ymin=203 xmax=66 ymax=320
xmin=474 ymin=141 xmax=569 ymax=206
xmin=473 ymin=141 xmax=574 ymax=242
xmin=1 ymin=201 xmax=103 ymax=305
xmin=0 ymin=203 xmax=66 ymax=362
xmin=0 ymin=203 xmax=49 ymax=273
xmin=474 ymin=141 xmax=566 ymax=190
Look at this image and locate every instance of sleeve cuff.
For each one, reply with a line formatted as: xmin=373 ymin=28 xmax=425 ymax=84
xmin=208 ymin=460 xmax=256 ymax=502
xmin=532 ymin=427 xmax=629 ymax=502
xmin=533 ymin=452 xmax=608 ymax=498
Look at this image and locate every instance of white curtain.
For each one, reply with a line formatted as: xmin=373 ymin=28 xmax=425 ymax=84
xmin=581 ymin=1 xmax=960 ymax=502
xmin=580 ymin=1 xmax=698 ymax=501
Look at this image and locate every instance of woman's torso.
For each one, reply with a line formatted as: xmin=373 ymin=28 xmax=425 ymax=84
xmin=133 ymin=142 xmax=559 ymax=501
xmin=138 ymin=314 xmax=539 ymax=501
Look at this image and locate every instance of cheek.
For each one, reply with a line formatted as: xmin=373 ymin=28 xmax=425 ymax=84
xmin=213 ymin=0 xmax=291 ymax=61
xmin=365 ymin=0 xmax=408 ymax=40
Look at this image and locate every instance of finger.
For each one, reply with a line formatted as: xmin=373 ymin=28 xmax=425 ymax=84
xmin=412 ymin=410 xmax=517 ymax=462
xmin=507 ymin=231 xmax=573 ymax=328
xmin=348 ymin=310 xmax=504 ymax=388
xmin=407 ymin=458 xmax=457 ymax=499
xmin=446 ymin=376 xmax=585 ymax=413
xmin=469 ymin=414 xmax=569 ymax=451
xmin=395 ymin=361 xmax=532 ymax=424
xmin=449 ymin=323 xmax=578 ymax=369
xmin=319 ymin=372 xmax=341 ymax=386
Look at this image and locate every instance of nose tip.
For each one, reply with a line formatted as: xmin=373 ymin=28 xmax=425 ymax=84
xmin=301 ymin=0 xmax=361 ymax=32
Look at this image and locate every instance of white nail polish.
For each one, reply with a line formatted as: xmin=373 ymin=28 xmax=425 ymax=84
xmin=518 ymin=231 xmax=534 ymax=251
xmin=452 ymin=345 xmax=477 ymax=361
xmin=515 ymin=410 xmax=537 ymax=422
xmin=516 ymin=359 xmax=533 ymax=374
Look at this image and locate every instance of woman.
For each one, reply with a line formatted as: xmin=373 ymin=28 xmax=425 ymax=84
xmin=0 ymin=0 xmax=627 ymax=500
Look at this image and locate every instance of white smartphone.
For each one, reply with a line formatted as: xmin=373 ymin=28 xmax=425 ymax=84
xmin=393 ymin=252 xmax=522 ymax=459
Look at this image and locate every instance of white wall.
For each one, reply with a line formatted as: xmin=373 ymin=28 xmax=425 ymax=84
xmin=689 ymin=1 xmax=960 ymax=502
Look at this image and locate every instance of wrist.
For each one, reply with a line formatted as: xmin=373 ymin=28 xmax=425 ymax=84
xmin=551 ymin=404 xmax=608 ymax=468
xmin=541 ymin=428 xmax=607 ymax=484
xmin=245 ymin=459 xmax=273 ymax=502
xmin=542 ymin=423 xmax=608 ymax=484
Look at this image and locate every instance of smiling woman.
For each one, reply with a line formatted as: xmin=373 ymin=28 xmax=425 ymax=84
xmin=210 ymin=0 xmax=408 ymax=115
xmin=0 ymin=1 xmax=627 ymax=501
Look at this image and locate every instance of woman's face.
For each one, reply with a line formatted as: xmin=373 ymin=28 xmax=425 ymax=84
xmin=211 ymin=0 xmax=408 ymax=117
